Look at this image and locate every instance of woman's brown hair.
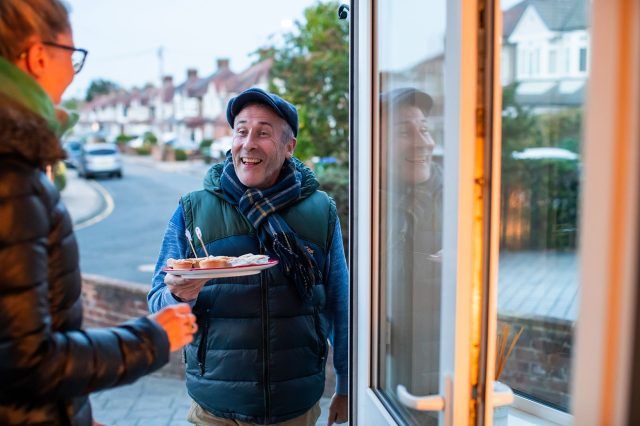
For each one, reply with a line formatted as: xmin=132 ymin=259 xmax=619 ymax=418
xmin=0 ymin=0 xmax=70 ymax=60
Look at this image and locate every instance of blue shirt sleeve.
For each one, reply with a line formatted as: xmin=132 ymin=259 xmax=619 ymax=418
xmin=147 ymin=204 xmax=196 ymax=312
xmin=326 ymin=218 xmax=349 ymax=395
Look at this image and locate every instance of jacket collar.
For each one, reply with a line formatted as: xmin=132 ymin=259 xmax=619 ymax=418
xmin=0 ymin=93 xmax=66 ymax=167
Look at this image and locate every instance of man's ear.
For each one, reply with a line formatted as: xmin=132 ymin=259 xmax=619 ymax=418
xmin=286 ymin=137 xmax=297 ymax=158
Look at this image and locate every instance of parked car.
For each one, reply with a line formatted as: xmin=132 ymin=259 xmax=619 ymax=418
xmin=77 ymin=143 xmax=123 ymax=179
xmin=62 ymin=140 xmax=83 ymax=169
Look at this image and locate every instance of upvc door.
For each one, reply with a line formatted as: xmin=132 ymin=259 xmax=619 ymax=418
xmin=352 ymin=0 xmax=492 ymax=424
xmin=352 ymin=0 xmax=640 ymax=424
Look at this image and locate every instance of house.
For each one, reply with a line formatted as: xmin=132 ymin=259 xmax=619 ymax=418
xmin=502 ymin=0 xmax=590 ymax=109
xmin=77 ymin=57 xmax=272 ymax=147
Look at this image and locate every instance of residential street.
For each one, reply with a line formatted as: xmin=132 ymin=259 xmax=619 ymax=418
xmin=73 ymin=156 xmax=209 ymax=286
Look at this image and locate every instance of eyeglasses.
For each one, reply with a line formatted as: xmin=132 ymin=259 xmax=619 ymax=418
xmin=42 ymin=41 xmax=88 ymax=74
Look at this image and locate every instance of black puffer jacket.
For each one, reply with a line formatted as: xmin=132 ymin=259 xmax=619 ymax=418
xmin=0 ymin=95 xmax=170 ymax=425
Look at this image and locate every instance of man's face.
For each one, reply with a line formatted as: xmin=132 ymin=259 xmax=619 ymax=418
xmin=385 ymin=105 xmax=435 ymax=185
xmin=231 ymin=104 xmax=296 ymax=189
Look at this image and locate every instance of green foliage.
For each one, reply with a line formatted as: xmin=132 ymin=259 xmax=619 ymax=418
xmin=538 ymin=109 xmax=582 ymax=153
xmin=255 ymin=1 xmax=349 ymax=163
xmin=53 ymin=162 xmax=66 ymax=192
xmin=501 ymin=83 xmax=542 ymax=155
xmin=200 ymin=139 xmax=214 ymax=149
xmin=174 ymin=149 xmax=188 ymax=161
xmin=85 ymin=79 xmax=120 ymax=102
xmin=61 ymin=98 xmax=79 ymax=111
xmin=143 ymin=131 xmax=158 ymax=145
xmin=135 ymin=146 xmax=151 ymax=155
xmin=316 ymin=164 xmax=349 ymax=250
xmin=115 ymin=134 xmax=135 ymax=145
xmin=500 ymin=83 xmax=583 ymax=250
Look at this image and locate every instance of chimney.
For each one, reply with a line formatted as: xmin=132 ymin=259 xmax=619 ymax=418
xmin=187 ymin=68 xmax=198 ymax=81
xmin=216 ymin=58 xmax=230 ymax=71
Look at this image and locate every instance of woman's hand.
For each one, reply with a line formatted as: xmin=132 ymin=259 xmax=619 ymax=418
xmin=149 ymin=303 xmax=197 ymax=352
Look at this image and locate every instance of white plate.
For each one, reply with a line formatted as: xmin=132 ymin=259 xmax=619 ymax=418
xmin=162 ymin=259 xmax=278 ymax=279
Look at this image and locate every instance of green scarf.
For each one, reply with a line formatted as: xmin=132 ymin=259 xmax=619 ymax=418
xmin=0 ymin=56 xmax=76 ymax=137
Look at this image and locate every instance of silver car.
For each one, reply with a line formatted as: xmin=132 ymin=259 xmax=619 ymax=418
xmin=78 ymin=143 xmax=123 ymax=179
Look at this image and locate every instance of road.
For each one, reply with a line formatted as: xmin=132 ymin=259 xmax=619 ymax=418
xmin=75 ymin=157 xmax=208 ymax=285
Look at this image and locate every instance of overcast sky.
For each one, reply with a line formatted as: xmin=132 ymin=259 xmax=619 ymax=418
xmin=64 ymin=0 xmax=319 ymax=99
xmin=63 ymin=0 xmax=523 ymax=100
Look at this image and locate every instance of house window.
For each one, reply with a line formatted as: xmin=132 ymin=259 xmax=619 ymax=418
xmin=528 ymin=48 xmax=539 ymax=76
xmin=548 ymin=49 xmax=557 ymax=74
xmin=579 ymin=47 xmax=588 ymax=72
xmin=519 ymin=47 xmax=528 ymax=77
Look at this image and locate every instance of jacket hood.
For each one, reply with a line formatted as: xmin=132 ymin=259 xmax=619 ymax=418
xmin=0 ymin=94 xmax=66 ymax=167
xmin=203 ymin=156 xmax=319 ymax=200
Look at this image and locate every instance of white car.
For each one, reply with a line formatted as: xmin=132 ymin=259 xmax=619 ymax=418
xmin=78 ymin=143 xmax=123 ymax=179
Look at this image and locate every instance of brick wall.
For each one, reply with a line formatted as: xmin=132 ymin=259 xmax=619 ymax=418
xmin=81 ymin=274 xmax=337 ymax=396
xmin=81 ymin=274 xmax=185 ymax=378
xmin=497 ymin=314 xmax=573 ymax=410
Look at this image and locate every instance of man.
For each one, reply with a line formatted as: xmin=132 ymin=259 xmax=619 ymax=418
xmin=149 ymin=87 xmax=348 ymax=425
xmin=380 ymin=88 xmax=443 ymax=423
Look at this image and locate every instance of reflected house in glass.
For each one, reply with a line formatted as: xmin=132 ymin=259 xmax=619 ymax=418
xmin=502 ymin=0 xmax=590 ymax=111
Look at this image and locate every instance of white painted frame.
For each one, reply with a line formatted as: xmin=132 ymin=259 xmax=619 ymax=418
xmin=353 ymin=0 xmax=479 ymax=424
xmin=572 ymin=0 xmax=640 ymax=424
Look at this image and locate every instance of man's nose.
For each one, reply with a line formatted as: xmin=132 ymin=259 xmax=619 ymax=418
xmin=244 ymin=129 xmax=258 ymax=148
xmin=416 ymin=130 xmax=435 ymax=150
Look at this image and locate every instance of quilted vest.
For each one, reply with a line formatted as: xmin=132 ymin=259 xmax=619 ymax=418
xmin=180 ymin=188 xmax=336 ymax=424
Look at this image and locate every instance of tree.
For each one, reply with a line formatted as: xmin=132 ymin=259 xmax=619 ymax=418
xmin=256 ymin=1 xmax=349 ymax=162
xmin=61 ymin=98 xmax=79 ymax=110
xmin=501 ymin=82 xmax=541 ymax=155
xmin=85 ymin=79 xmax=120 ymax=102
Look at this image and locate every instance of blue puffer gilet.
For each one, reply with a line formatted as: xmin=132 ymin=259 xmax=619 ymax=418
xmin=181 ymin=160 xmax=336 ymax=424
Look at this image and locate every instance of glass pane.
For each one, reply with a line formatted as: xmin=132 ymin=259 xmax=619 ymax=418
xmin=376 ymin=0 xmax=446 ymax=423
xmin=497 ymin=0 xmax=591 ymax=413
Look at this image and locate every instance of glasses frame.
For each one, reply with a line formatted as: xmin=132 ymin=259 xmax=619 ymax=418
xmin=41 ymin=41 xmax=88 ymax=74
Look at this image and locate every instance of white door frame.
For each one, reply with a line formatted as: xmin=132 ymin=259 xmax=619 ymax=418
xmin=572 ymin=0 xmax=640 ymax=424
xmin=352 ymin=0 xmax=480 ymax=424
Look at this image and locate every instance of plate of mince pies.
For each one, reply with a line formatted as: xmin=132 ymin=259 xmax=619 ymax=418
xmin=162 ymin=253 xmax=278 ymax=279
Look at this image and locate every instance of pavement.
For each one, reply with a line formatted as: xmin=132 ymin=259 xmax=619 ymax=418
xmin=90 ymin=376 xmax=332 ymax=426
xmin=62 ymin=168 xmax=108 ymax=228
xmin=60 ymin=159 xmax=334 ymax=425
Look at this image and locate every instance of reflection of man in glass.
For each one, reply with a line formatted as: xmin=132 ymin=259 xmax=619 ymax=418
xmin=380 ymin=88 xmax=442 ymax=422
xmin=381 ymin=88 xmax=437 ymax=186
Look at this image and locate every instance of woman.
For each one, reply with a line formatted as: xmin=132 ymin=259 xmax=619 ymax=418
xmin=0 ymin=1 xmax=197 ymax=424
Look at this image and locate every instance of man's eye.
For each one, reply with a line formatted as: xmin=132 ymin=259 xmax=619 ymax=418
xmin=236 ymin=129 xmax=247 ymax=136
xmin=260 ymin=131 xmax=270 ymax=137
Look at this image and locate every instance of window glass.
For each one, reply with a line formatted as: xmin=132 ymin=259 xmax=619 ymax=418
xmin=376 ymin=0 xmax=446 ymax=423
xmin=498 ymin=0 xmax=590 ymax=412
xmin=548 ymin=49 xmax=557 ymax=74
xmin=579 ymin=47 xmax=588 ymax=72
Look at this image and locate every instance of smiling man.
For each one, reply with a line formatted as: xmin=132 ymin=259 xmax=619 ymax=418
xmin=149 ymin=88 xmax=349 ymax=426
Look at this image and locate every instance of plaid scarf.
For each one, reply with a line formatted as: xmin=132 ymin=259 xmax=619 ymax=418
xmin=220 ymin=154 xmax=321 ymax=302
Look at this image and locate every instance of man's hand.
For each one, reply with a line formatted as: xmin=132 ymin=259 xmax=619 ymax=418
xmin=164 ymin=273 xmax=209 ymax=301
xmin=149 ymin=303 xmax=197 ymax=352
xmin=327 ymin=393 xmax=348 ymax=425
